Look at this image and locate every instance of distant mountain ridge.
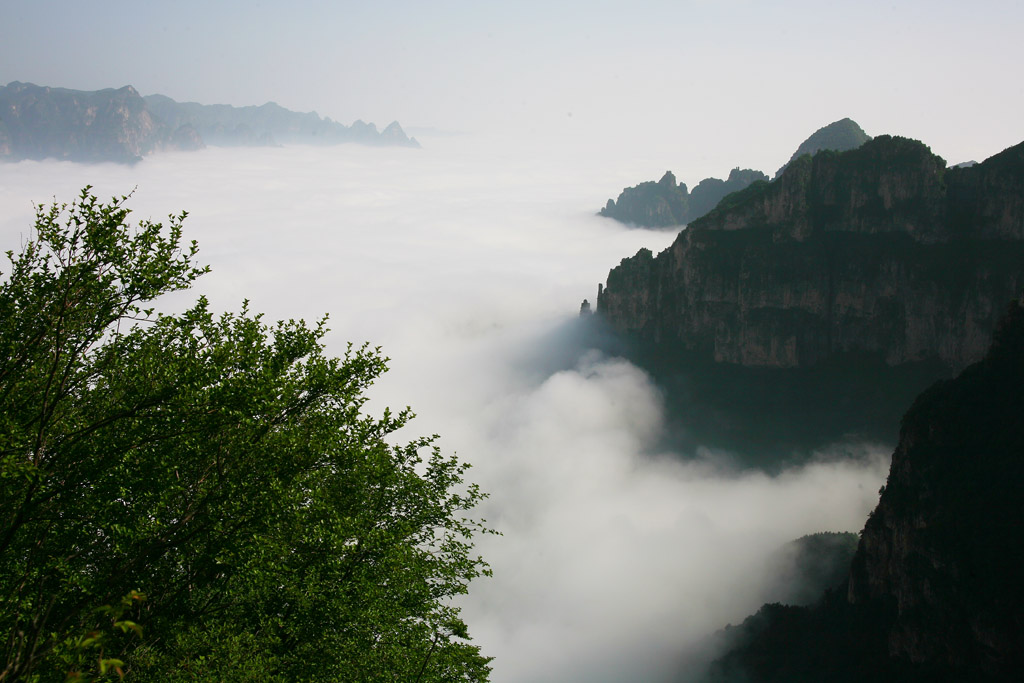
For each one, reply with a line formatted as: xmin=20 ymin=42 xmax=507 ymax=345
xmin=599 ymin=168 xmax=769 ymax=228
xmin=142 ymin=93 xmax=419 ymax=149
xmin=0 ymin=81 xmax=418 ymax=163
xmin=599 ymin=118 xmax=870 ymax=229
xmin=0 ymin=82 xmax=193 ymax=163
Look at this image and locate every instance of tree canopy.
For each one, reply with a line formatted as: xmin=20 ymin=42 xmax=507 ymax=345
xmin=0 ymin=189 xmax=492 ymax=681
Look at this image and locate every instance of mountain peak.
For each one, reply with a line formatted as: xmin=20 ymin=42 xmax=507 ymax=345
xmin=775 ymin=118 xmax=871 ymax=178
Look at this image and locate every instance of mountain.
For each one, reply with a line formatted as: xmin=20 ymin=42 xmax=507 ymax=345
xmin=775 ymin=117 xmax=871 ymax=178
xmin=597 ymin=118 xmax=870 ymax=229
xmin=142 ymin=94 xmax=420 ymax=148
xmin=596 ymin=135 xmax=1024 ymax=374
xmin=704 ymin=297 xmax=1024 ymax=682
xmin=761 ymin=532 xmax=859 ymax=608
xmin=846 ymin=295 xmax=1024 ymax=676
xmin=0 ymin=81 xmax=202 ymax=163
xmin=599 ymin=168 xmax=769 ymax=228
xmin=0 ymin=81 xmax=418 ymax=163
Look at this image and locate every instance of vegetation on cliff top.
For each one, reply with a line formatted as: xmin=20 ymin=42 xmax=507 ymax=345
xmin=774 ymin=117 xmax=872 ymax=178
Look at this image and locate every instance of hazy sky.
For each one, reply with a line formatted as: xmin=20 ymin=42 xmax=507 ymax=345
xmin=3 ymin=0 xmax=1023 ymax=179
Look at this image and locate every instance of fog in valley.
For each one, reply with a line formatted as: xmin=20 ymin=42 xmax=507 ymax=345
xmin=0 ymin=138 xmax=891 ymax=681
xmin=4 ymin=0 xmax=1023 ymax=678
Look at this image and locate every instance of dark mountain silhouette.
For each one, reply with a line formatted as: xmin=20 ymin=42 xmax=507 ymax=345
xmin=598 ymin=136 xmax=1024 ymax=373
xmin=597 ymin=118 xmax=870 ymax=229
xmin=704 ymin=297 xmax=1024 ymax=682
xmin=589 ymin=135 xmax=1024 ymax=463
xmin=775 ymin=117 xmax=871 ymax=178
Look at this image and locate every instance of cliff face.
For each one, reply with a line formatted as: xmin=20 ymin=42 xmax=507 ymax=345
xmin=598 ymin=136 xmax=1024 ymax=372
xmin=703 ymin=299 xmax=1024 ymax=682
xmin=599 ymin=168 xmax=768 ymax=228
xmin=0 ymin=81 xmax=200 ymax=163
xmin=847 ymin=297 xmax=1024 ymax=675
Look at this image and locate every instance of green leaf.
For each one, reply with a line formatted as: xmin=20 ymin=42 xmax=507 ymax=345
xmin=0 ymin=189 xmax=494 ymax=682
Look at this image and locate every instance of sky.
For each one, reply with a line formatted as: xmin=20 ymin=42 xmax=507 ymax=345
xmin=1 ymin=2 xmax=1020 ymax=680
xmin=3 ymin=0 xmax=1023 ymax=181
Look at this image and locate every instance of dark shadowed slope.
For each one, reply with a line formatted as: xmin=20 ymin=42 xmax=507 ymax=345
xmin=774 ymin=117 xmax=871 ymax=178
xmin=705 ymin=297 xmax=1024 ymax=682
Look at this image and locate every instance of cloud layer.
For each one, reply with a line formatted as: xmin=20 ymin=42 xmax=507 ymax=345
xmin=0 ymin=141 xmax=890 ymax=682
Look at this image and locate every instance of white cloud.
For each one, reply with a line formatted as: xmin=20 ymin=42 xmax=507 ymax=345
xmin=0 ymin=140 xmax=890 ymax=682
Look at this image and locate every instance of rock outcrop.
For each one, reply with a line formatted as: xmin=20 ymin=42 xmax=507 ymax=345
xmin=597 ymin=136 xmax=1024 ymax=372
xmin=599 ymin=171 xmax=690 ymax=228
xmin=775 ymin=117 xmax=871 ymax=178
xmin=0 ymin=81 xmax=420 ymax=163
xmin=599 ymin=168 xmax=768 ymax=228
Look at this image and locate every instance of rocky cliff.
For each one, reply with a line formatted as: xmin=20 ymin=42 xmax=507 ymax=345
xmin=0 ymin=81 xmax=419 ymax=163
xmin=704 ymin=298 xmax=1024 ymax=682
xmin=847 ymin=296 xmax=1024 ymax=676
xmin=597 ymin=136 xmax=1024 ymax=372
xmin=0 ymin=81 xmax=201 ymax=163
xmin=599 ymin=168 xmax=768 ymax=228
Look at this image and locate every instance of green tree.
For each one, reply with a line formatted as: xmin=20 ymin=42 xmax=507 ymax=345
xmin=0 ymin=189 xmax=493 ymax=681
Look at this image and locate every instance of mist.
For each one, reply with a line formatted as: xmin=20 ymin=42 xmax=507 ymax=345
xmin=0 ymin=138 xmax=890 ymax=682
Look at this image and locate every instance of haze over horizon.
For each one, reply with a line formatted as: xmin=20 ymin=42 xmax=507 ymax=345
xmin=3 ymin=0 xmax=1023 ymax=182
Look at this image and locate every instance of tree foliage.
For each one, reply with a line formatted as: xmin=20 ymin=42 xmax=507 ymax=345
xmin=0 ymin=189 xmax=492 ymax=681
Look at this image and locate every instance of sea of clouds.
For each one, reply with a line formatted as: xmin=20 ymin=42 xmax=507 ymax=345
xmin=0 ymin=137 xmax=890 ymax=682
